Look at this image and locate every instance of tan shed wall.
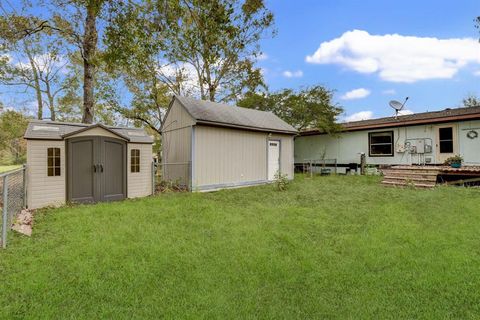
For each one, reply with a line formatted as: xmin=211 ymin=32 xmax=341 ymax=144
xmin=67 ymin=127 xmax=125 ymax=140
xmin=26 ymin=140 xmax=66 ymax=209
xmin=161 ymin=100 xmax=194 ymax=186
xmin=193 ymin=126 xmax=267 ymax=188
xmin=127 ymin=143 xmax=153 ymax=198
xmin=163 ymin=99 xmax=195 ymax=131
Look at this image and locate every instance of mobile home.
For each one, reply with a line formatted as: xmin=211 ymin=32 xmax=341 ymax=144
xmin=295 ymin=106 xmax=480 ymax=173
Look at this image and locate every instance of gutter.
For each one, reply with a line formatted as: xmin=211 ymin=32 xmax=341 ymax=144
xmin=300 ymin=113 xmax=480 ymax=136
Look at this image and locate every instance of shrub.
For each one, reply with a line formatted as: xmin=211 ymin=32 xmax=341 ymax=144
xmin=274 ymin=171 xmax=289 ymax=191
xmin=157 ymin=180 xmax=188 ymax=193
xmin=443 ymin=155 xmax=463 ymax=166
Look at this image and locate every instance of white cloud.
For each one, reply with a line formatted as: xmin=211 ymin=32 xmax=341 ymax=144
xmin=306 ymin=30 xmax=480 ymax=83
xmin=397 ymin=109 xmax=414 ymax=116
xmin=341 ymin=88 xmax=370 ymax=100
xmin=0 ymin=106 xmax=15 ymax=112
xmin=382 ymin=89 xmax=396 ymax=95
xmin=157 ymin=62 xmax=200 ymax=95
xmin=474 ymin=70 xmax=480 ymax=76
xmin=282 ymin=70 xmax=303 ymax=78
xmin=344 ymin=111 xmax=374 ymax=122
xmin=257 ymin=52 xmax=268 ymax=61
xmin=11 ymin=53 xmax=68 ymax=75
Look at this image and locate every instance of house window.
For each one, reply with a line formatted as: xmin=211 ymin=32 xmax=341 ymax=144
xmin=369 ymin=131 xmax=394 ymax=156
xmin=131 ymin=149 xmax=140 ymax=173
xmin=47 ymin=147 xmax=61 ymax=176
xmin=439 ymin=127 xmax=453 ymax=153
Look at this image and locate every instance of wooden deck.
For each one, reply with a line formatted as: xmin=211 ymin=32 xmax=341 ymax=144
xmin=381 ymin=165 xmax=480 ymax=188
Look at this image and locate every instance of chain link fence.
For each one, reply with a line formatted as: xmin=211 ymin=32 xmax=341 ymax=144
xmin=154 ymin=162 xmax=191 ymax=192
xmin=1 ymin=166 xmax=26 ymax=249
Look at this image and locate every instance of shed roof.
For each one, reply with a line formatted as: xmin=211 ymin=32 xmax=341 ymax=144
xmin=301 ymin=105 xmax=480 ymax=135
xmin=24 ymin=120 xmax=154 ymax=143
xmin=174 ymin=96 xmax=297 ymax=134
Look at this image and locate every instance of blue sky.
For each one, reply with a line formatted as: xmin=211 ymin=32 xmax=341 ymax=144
xmin=257 ymin=0 xmax=480 ymax=121
xmin=1 ymin=0 xmax=479 ymax=122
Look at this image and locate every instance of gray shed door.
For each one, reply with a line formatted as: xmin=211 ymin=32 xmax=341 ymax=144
xmin=67 ymin=137 xmax=126 ymax=204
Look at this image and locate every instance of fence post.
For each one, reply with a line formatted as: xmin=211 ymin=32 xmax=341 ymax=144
xmin=360 ymin=153 xmax=366 ymax=175
xmin=22 ymin=165 xmax=27 ymax=208
xmin=2 ymin=175 xmax=8 ymax=249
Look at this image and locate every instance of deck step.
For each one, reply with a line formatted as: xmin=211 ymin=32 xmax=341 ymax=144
xmin=383 ymin=174 xmax=437 ymax=181
xmin=381 ymin=180 xmax=435 ymax=188
xmin=385 ymin=167 xmax=440 ymax=173
xmin=381 ymin=170 xmax=438 ymax=176
xmin=383 ymin=173 xmax=437 ymax=181
xmin=380 ymin=166 xmax=439 ymax=188
xmin=381 ymin=169 xmax=439 ymax=175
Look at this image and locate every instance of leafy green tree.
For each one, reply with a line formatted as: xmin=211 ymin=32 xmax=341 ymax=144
xmin=476 ymin=16 xmax=479 ymax=39
xmin=0 ymin=109 xmax=30 ymax=164
xmin=0 ymin=14 xmax=47 ymax=119
xmin=102 ymin=0 xmax=274 ymax=133
xmin=463 ymin=94 xmax=480 ymax=107
xmin=158 ymin=0 xmax=274 ymax=102
xmin=55 ymin=52 xmax=125 ymax=125
xmin=0 ymin=8 xmax=78 ymax=121
xmin=6 ymin=0 xmax=128 ymax=123
xmin=238 ymin=86 xmax=343 ymax=133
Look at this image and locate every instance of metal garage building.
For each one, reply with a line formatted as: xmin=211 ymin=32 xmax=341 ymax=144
xmin=161 ymin=96 xmax=297 ymax=191
xmin=24 ymin=121 xmax=154 ymax=209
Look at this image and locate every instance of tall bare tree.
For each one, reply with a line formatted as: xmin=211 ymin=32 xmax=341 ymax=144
xmin=0 ymin=17 xmax=69 ymax=120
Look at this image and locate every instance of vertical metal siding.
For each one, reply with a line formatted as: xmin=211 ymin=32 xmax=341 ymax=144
xmin=161 ymin=100 xmax=195 ymax=185
xmin=193 ymin=126 xmax=295 ymax=188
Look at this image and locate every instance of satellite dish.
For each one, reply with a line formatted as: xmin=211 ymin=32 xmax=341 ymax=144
xmin=389 ymin=97 xmax=409 ymax=118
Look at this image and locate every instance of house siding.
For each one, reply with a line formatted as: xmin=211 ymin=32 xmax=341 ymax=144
xmin=26 ymin=140 xmax=66 ymax=209
xmin=127 ymin=143 xmax=153 ymax=198
xmin=295 ymin=120 xmax=480 ymax=169
xmin=459 ymin=120 xmax=480 ymax=165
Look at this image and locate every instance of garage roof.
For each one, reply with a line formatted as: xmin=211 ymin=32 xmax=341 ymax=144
xmin=24 ymin=120 xmax=154 ymax=143
xmin=175 ymin=96 xmax=297 ymax=134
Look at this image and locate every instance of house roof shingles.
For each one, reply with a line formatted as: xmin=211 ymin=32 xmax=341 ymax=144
xmin=24 ymin=120 xmax=154 ymax=143
xmin=175 ymin=96 xmax=297 ymax=134
xmin=301 ymin=106 xmax=480 ymax=135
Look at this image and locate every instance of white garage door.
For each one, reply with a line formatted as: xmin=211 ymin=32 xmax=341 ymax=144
xmin=268 ymin=140 xmax=280 ymax=181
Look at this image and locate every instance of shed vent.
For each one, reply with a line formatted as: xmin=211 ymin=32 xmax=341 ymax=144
xmin=32 ymin=125 xmax=60 ymax=132
xmin=127 ymin=131 xmax=145 ymax=137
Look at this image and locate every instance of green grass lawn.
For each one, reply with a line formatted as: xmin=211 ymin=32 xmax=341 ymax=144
xmin=0 ymin=165 xmax=22 ymax=173
xmin=1 ymin=175 xmax=480 ymax=319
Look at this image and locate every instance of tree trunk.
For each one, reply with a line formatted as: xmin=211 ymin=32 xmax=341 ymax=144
xmin=82 ymin=2 xmax=99 ymax=124
xmin=45 ymin=80 xmax=56 ymax=121
xmin=25 ymin=44 xmax=43 ymax=120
